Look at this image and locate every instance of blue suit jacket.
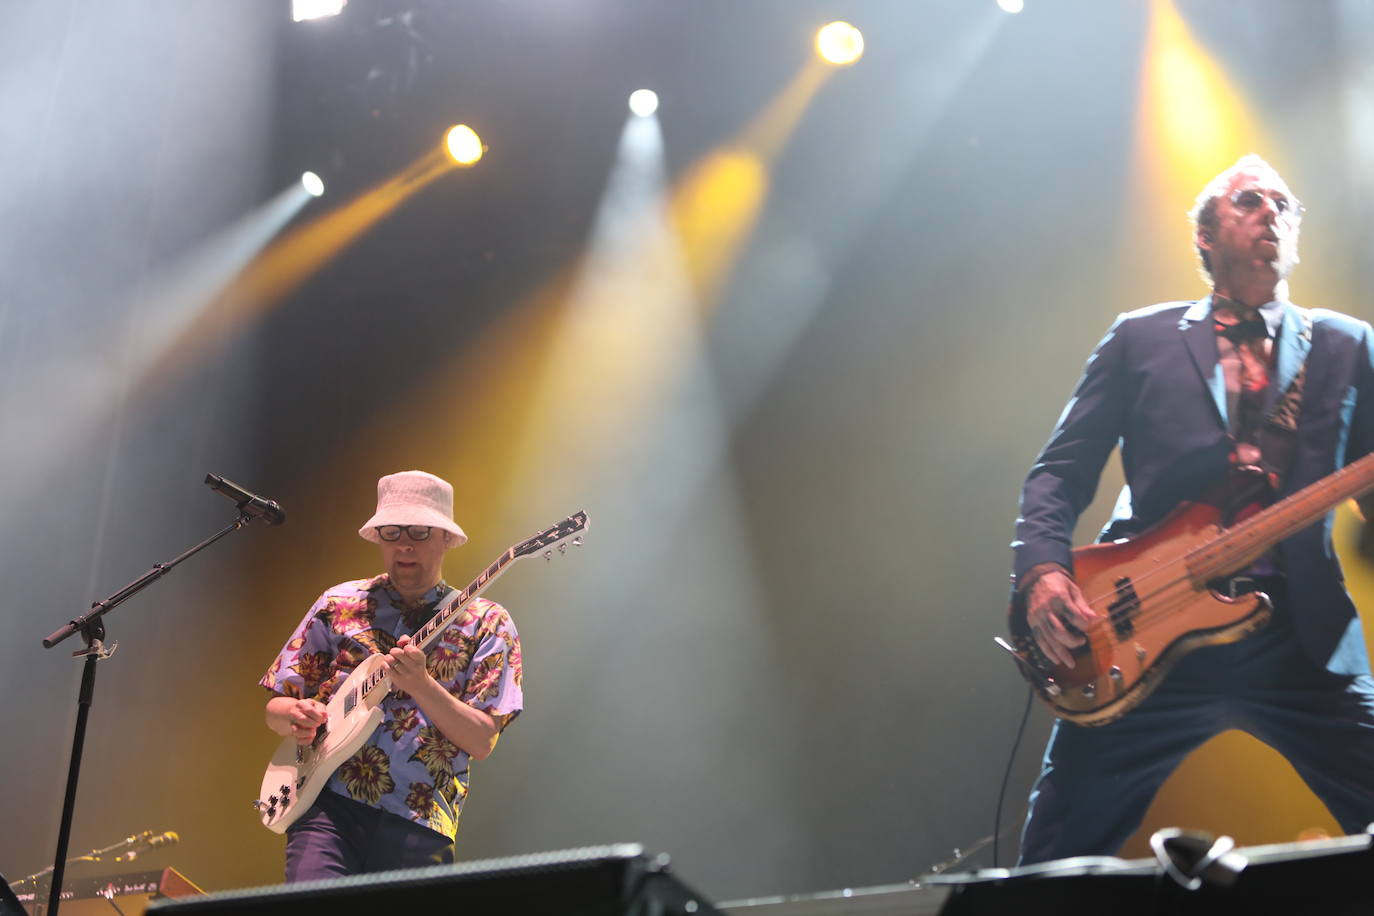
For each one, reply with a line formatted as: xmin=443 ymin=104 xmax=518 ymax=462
xmin=1013 ymin=296 xmax=1374 ymax=675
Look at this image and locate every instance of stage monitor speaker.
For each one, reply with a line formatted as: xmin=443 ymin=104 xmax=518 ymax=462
xmin=928 ymin=830 xmax=1374 ymax=915
xmin=147 ymin=844 xmax=718 ymax=916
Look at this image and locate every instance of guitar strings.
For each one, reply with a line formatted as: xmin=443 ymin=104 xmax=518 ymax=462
xmin=1075 ymin=474 xmax=1356 ymax=629
xmin=1037 ymin=457 xmax=1374 ymax=654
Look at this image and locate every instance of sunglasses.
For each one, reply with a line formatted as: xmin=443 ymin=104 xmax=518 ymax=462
xmin=1230 ymin=188 xmax=1304 ymax=219
xmin=375 ymin=525 xmax=434 ymax=542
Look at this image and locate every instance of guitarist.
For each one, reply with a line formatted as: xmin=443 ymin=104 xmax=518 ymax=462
xmin=1012 ymin=155 xmax=1374 ymax=863
xmin=261 ymin=470 xmax=523 ymax=880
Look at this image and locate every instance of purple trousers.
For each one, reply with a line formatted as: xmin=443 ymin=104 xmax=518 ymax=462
xmin=285 ymin=789 xmax=455 ymax=882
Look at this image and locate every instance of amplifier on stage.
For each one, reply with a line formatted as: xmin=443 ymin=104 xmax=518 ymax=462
xmin=11 ymin=866 xmax=204 ymax=916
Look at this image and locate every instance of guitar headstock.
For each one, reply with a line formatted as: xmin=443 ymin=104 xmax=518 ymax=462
xmin=514 ymin=510 xmax=589 ymax=561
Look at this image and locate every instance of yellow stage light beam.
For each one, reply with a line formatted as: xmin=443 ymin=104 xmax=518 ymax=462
xmin=1120 ymin=0 xmax=1270 ymax=289
xmin=295 ymin=61 xmax=836 ymax=538
xmin=1140 ymin=0 xmax=1256 ymax=187
xmin=141 ymin=144 xmax=462 ymax=389
xmin=670 ymin=61 xmax=829 ymax=310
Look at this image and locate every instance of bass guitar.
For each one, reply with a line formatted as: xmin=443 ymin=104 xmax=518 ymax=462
xmin=254 ymin=510 xmax=588 ymax=832
xmin=1002 ymin=455 xmax=1374 ymax=726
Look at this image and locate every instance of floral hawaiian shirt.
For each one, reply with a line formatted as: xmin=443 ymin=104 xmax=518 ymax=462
xmin=261 ymin=574 xmax=523 ymax=839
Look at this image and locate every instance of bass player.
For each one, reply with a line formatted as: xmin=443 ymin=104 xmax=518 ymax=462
xmin=262 ymin=470 xmax=523 ymax=880
xmin=1012 ymin=155 xmax=1374 ymax=863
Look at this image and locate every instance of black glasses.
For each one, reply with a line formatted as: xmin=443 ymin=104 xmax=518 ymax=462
xmin=376 ymin=525 xmax=434 ymax=542
xmin=1230 ymin=188 xmax=1304 ymax=219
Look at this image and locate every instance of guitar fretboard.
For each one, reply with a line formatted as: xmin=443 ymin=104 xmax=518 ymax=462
xmin=356 ymin=549 xmax=520 ymax=704
xmin=1186 ymin=451 xmax=1374 ymax=581
xmin=346 ymin=510 xmax=586 ymax=707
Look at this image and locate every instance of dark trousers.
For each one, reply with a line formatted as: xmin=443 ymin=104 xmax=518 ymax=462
xmin=285 ymin=789 xmax=455 ymax=882
xmin=1019 ymin=611 xmax=1374 ymax=864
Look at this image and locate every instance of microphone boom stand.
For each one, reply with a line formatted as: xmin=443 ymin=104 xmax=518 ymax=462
xmin=41 ymin=509 xmax=265 ymax=916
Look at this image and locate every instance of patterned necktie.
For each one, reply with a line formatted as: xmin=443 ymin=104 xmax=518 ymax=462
xmin=1213 ymin=306 xmax=1271 ymax=443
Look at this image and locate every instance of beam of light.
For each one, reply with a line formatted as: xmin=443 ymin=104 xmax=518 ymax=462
xmin=0 ymin=181 xmax=312 ymax=500
xmin=500 ymin=114 xmax=693 ymax=489
xmin=669 ymin=61 xmax=828 ymax=311
xmin=140 ymin=146 xmax=459 ymax=388
xmin=1122 ymin=0 xmax=1268 ymax=288
xmin=445 ymin=124 xmax=484 ymax=166
xmin=397 ymin=9 xmax=1006 ymax=541
xmin=300 ymin=170 xmax=325 ymax=197
xmin=292 ymin=0 xmax=346 ymax=22
xmin=997 ymin=0 xmax=1024 ymax=13
xmin=707 ymin=10 xmax=1006 ymax=431
xmin=628 ymin=88 xmax=659 ymax=117
xmin=298 ymin=54 xmax=840 ymax=590
xmin=1139 ymin=0 xmax=1257 ymax=184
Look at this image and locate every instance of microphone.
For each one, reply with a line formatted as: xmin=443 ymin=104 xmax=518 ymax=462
xmin=205 ymin=474 xmax=286 ymax=526
xmin=111 ymin=830 xmax=180 ymax=863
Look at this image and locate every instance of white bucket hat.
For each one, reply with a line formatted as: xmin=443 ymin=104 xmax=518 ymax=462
xmin=358 ymin=470 xmax=467 ymax=548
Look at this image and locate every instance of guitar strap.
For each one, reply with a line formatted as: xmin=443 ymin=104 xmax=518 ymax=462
xmin=1252 ymin=306 xmax=1314 ymax=489
xmin=398 ymin=584 xmax=457 ymax=637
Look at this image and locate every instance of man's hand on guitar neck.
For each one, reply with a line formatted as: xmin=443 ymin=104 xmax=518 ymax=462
xmin=1022 ymin=562 xmax=1099 ymax=668
xmin=383 ymin=634 xmax=502 ymax=760
xmin=266 ymin=696 xmax=329 ymax=746
xmin=382 ymin=634 xmax=433 ymax=696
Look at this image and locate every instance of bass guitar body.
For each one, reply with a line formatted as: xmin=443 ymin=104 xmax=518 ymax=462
xmin=1006 ymin=496 xmax=1274 ymax=726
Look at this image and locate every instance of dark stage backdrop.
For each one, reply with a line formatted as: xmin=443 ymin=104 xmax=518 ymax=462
xmin=2 ymin=0 xmax=1374 ymax=904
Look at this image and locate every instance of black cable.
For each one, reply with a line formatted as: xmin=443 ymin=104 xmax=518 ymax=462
xmin=992 ymin=684 xmax=1035 ymax=868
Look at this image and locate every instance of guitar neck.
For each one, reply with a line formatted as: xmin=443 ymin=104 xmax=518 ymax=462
xmin=356 ymin=551 xmax=517 ymax=705
xmin=353 ymin=510 xmax=586 ymax=705
xmin=414 ymin=549 xmax=519 ymax=654
xmin=1188 ymin=451 xmax=1374 ymax=580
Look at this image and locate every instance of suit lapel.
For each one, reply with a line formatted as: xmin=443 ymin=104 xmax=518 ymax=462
xmin=1264 ymin=302 xmax=1311 ymax=416
xmin=1178 ymin=296 xmax=1227 ymax=429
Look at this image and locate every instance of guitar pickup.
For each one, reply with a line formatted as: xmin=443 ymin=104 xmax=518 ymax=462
xmin=1107 ymin=577 xmax=1141 ymax=638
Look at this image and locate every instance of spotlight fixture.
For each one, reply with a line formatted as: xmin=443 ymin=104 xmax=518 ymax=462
xmin=300 ymin=171 xmax=325 ymax=198
xmin=445 ymin=125 xmax=484 ymax=166
xmin=815 ymin=21 xmax=864 ymax=66
xmin=292 ymin=0 xmax=346 ymax=22
xmin=997 ymin=0 xmax=1025 ymax=12
xmin=628 ymin=89 xmax=659 ymax=118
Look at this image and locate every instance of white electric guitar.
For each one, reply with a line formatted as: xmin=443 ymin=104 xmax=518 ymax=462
xmin=254 ymin=510 xmax=588 ymax=833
